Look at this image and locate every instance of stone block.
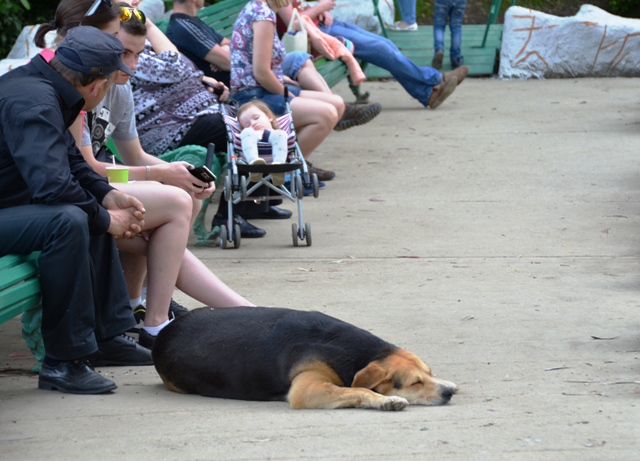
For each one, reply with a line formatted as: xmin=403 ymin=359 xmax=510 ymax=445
xmin=500 ymin=5 xmax=640 ymax=79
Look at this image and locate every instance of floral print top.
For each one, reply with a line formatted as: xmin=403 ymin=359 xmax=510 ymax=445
xmin=130 ymin=45 xmax=223 ymax=156
xmin=230 ymin=0 xmax=286 ymax=92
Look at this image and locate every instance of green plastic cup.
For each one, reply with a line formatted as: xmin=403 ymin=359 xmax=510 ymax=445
xmin=106 ymin=165 xmax=129 ymax=183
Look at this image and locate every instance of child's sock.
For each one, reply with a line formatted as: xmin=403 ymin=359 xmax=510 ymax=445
xmin=240 ymin=128 xmax=261 ymax=162
xmin=269 ymin=130 xmax=288 ymax=186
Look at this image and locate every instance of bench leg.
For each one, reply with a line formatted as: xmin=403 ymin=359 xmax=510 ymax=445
xmin=21 ymin=306 xmax=44 ymax=373
xmin=192 ymin=195 xmax=220 ymax=247
xmin=348 ymin=75 xmax=370 ymax=105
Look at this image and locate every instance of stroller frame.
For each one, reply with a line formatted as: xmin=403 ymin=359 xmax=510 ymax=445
xmin=219 ymin=97 xmax=319 ymax=249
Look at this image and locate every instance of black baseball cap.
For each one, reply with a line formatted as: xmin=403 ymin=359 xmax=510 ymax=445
xmin=55 ymin=25 xmax=133 ymax=77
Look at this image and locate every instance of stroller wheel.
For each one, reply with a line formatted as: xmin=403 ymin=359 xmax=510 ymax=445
xmin=233 ymin=223 xmax=242 ymax=249
xmin=311 ymin=174 xmax=320 ymax=198
xmin=240 ymin=176 xmax=248 ymax=201
xmin=295 ymin=174 xmax=304 ymax=200
xmin=219 ymin=225 xmax=228 ymax=249
xmin=223 ymin=175 xmax=232 ymax=201
xmin=305 ymin=222 xmax=312 ymax=247
xmin=292 ymin=223 xmax=299 ymax=247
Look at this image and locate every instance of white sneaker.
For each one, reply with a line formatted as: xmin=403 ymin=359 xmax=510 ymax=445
xmin=387 ymin=21 xmax=418 ymax=32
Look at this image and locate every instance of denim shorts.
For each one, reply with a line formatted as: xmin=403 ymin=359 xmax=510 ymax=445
xmin=231 ymin=85 xmax=302 ymax=116
xmin=282 ymin=51 xmax=313 ymax=80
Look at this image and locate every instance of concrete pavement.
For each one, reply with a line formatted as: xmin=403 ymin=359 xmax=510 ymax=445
xmin=1 ymin=77 xmax=638 ymax=460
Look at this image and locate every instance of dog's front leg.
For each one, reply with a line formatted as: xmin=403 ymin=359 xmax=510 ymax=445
xmin=288 ymin=365 xmax=408 ymax=411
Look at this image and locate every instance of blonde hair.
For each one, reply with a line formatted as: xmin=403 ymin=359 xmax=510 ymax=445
xmin=237 ymin=100 xmax=280 ymax=130
xmin=267 ymin=0 xmax=292 ymax=10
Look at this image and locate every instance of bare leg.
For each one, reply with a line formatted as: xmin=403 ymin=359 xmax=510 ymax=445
xmin=290 ymin=96 xmax=340 ymax=158
xmin=296 ymin=60 xmax=332 ymax=93
xmin=119 ymin=251 xmax=146 ymax=299
xmin=299 ymin=89 xmax=345 ymax=120
xmin=175 ymin=249 xmax=254 ymax=307
xmin=115 ymin=182 xmax=192 ymax=327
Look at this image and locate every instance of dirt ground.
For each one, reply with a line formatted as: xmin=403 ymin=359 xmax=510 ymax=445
xmin=1 ymin=77 xmax=639 ymax=460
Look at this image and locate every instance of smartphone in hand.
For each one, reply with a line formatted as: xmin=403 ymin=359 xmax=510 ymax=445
xmin=190 ymin=165 xmax=217 ymax=183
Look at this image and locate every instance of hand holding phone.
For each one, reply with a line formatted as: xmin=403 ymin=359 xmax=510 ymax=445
xmin=190 ymin=165 xmax=217 ymax=184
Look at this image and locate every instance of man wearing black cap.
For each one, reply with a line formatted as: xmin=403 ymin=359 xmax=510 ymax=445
xmin=0 ymin=26 xmax=153 ymax=394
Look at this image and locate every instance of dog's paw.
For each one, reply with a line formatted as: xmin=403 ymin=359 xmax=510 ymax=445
xmin=380 ymin=396 xmax=408 ymax=411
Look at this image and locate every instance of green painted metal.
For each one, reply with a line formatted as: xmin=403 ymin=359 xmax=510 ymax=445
xmin=481 ymin=0 xmax=517 ymax=47
xmin=0 ymin=252 xmax=43 ymax=370
xmin=366 ymin=24 xmax=503 ymax=78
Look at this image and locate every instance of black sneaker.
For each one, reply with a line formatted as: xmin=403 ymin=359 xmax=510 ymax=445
xmin=169 ymin=299 xmax=189 ymax=318
xmin=138 ymin=329 xmax=156 ymax=350
xmin=127 ymin=303 xmax=146 ymax=333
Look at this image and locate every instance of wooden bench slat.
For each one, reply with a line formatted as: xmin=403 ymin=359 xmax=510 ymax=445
xmin=0 ymin=261 xmax=39 ymax=291
xmin=0 ymin=293 xmax=41 ymax=324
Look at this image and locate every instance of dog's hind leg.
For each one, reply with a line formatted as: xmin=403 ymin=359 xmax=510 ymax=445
xmin=287 ymin=362 xmax=408 ymax=410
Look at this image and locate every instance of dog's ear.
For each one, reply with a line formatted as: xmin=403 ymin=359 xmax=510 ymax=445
xmin=352 ymin=362 xmax=389 ymax=389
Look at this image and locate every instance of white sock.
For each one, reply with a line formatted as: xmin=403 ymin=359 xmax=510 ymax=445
xmin=270 ymin=130 xmax=288 ymax=164
xmin=129 ymin=296 xmax=143 ymax=308
xmin=141 ymin=317 xmax=173 ymax=337
xmin=141 ymin=287 xmax=147 ymax=306
xmin=240 ymin=128 xmax=261 ymax=162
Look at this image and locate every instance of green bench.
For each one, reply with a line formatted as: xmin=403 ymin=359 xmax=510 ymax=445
xmin=0 ymin=253 xmax=44 ymax=371
xmin=156 ymin=0 xmax=370 ymax=103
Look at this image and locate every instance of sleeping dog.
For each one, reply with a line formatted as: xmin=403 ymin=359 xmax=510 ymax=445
xmin=152 ymin=306 xmax=458 ymax=410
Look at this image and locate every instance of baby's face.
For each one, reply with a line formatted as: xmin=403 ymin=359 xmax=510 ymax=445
xmin=239 ymin=106 xmax=272 ymax=131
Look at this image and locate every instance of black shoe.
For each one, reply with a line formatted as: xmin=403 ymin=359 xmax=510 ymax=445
xmin=212 ymin=213 xmax=266 ymax=238
xmin=138 ymin=329 xmax=156 ymax=350
xmin=127 ymin=303 xmax=147 ymax=333
xmin=169 ymin=298 xmax=189 ymax=317
xmin=91 ymin=333 xmax=153 ymax=367
xmin=39 ymin=360 xmax=117 ymax=394
xmin=432 ymin=52 xmax=444 ymax=70
xmin=241 ymin=205 xmax=292 ymax=220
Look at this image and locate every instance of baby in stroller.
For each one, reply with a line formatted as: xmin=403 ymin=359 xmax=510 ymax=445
xmin=237 ymin=101 xmax=288 ymax=186
xmin=219 ymin=96 xmax=318 ymax=248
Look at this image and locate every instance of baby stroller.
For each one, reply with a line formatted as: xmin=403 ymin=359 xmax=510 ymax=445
xmin=219 ymin=92 xmax=320 ymax=249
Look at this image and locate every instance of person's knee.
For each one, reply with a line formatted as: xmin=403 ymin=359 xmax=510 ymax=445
xmin=50 ymin=205 xmax=90 ymax=241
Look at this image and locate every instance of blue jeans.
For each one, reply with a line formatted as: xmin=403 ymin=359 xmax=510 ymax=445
xmin=320 ymin=20 xmax=441 ymax=106
xmin=231 ymin=85 xmax=302 ymax=116
xmin=282 ymin=51 xmax=313 ymax=80
xmin=433 ymin=0 xmax=467 ymax=61
xmin=396 ymin=0 xmax=416 ymax=24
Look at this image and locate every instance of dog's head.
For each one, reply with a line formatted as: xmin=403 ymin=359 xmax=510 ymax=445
xmin=351 ymin=349 xmax=458 ymax=406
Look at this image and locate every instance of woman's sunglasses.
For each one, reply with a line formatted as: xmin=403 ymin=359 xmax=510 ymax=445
xmin=120 ymin=7 xmax=146 ymax=23
xmin=85 ymin=0 xmax=112 ymax=18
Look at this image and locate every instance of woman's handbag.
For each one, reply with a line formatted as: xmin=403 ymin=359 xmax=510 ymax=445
xmin=281 ymin=8 xmax=308 ymax=53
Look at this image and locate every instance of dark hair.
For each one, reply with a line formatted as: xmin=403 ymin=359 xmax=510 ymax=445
xmin=117 ymin=3 xmax=147 ymax=37
xmin=35 ymin=0 xmax=121 ymax=48
xmin=49 ymin=55 xmax=115 ymax=87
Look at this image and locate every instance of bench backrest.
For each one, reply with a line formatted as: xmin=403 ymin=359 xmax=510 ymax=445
xmin=156 ymin=0 xmax=248 ymax=38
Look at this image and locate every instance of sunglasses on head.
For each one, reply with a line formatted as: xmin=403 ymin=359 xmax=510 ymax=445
xmin=120 ymin=6 xmax=146 ymax=23
xmin=85 ymin=0 xmax=113 ymax=18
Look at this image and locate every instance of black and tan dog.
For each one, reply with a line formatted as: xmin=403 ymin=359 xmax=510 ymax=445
xmin=152 ymin=306 xmax=458 ymax=411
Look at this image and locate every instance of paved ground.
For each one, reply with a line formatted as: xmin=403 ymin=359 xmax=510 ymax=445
xmin=1 ymin=77 xmax=638 ymax=460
